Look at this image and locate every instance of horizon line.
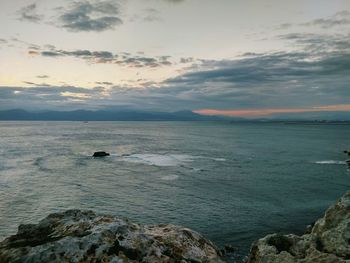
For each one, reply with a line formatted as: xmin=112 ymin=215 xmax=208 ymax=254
xmin=194 ymin=104 xmax=350 ymax=117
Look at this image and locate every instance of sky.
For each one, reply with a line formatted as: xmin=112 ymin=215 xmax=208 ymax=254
xmin=0 ymin=0 xmax=350 ymax=117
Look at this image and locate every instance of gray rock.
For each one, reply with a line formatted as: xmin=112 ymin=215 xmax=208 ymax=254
xmin=246 ymin=192 xmax=350 ymax=263
xmin=0 ymin=209 xmax=224 ymax=263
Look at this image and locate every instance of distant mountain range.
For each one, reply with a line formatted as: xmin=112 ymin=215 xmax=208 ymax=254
xmin=0 ymin=109 xmax=349 ymax=121
xmin=0 ymin=109 xmax=227 ymax=121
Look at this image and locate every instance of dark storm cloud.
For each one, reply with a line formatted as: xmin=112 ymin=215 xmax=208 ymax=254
xmin=167 ymin=52 xmax=350 ymax=87
xmin=154 ymin=32 xmax=350 ymax=109
xmin=17 ymin=3 xmax=42 ymax=23
xmin=30 ymin=45 xmax=173 ymax=68
xmin=57 ymin=0 xmax=122 ymax=32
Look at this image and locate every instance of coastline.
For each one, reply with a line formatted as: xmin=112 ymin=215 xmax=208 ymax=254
xmin=246 ymin=191 xmax=350 ymax=263
xmin=1 ymin=191 xmax=350 ymax=262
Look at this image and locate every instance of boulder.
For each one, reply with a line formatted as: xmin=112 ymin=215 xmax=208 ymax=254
xmin=0 ymin=209 xmax=224 ymax=263
xmin=92 ymin=151 xmax=110 ymax=157
xmin=246 ymin=192 xmax=350 ymax=263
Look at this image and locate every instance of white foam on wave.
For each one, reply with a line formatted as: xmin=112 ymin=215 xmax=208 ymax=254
xmin=211 ymin=158 xmax=226 ymax=162
xmin=161 ymin=174 xmax=179 ymax=181
xmin=314 ymin=160 xmax=346 ymax=165
xmin=121 ymin=154 xmax=195 ymax=167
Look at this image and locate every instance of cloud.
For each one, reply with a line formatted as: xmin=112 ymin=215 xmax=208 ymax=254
xmin=41 ymin=51 xmax=64 ymax=57
xmin=275 ymin=11 xmax=350 ymax=32
xmin=23 ymin=81 xmax=53 ymax=87
xmin=301 ymin=11 xmax=350 ymax=28
xmin=129 ymin=8 xmax=163 ymax=23
xmin=180 ymin=57 xmax=194 ymax=63
xmin=278 ymin=32 xmax=350 ymax=53
xmin=276 ymin=23 xmax=292 ymax=30
xmin=57 ymin=0 xmax=123 ymax=32
xmin=3 ymin=24 xmax=350 ymax=113
xmin=96 ymin=81 xmax=113 ymax=85
xmin=28 ymin=50 xmax=40 ymax=55
xmin=28 ymin=45 xmax=173 ymax=68
xmin=142 ymin=8 xmax=162 ymax=22
xmin=16 ymin=0 xmax=183 ymax=32
xmin=0 ymin=85 xmax=107 ymax=110
xmin=5 ymin=31 xmax=350 ymax=112
xmin=17 ymin=3 xmax=43 ymax=23
xmin=36 ymin=75 xmax=49 ymax=79
xmin=153 ymin=31 xmax=350 ymax=111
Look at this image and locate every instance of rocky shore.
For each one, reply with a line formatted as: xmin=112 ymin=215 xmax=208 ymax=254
xmin=247 ymin=191 xmax=350 ymax=263
xmin=1 ymin=192 xmax=350 ymax=263
xmin=0 ymin=210 xmax=223 ymax=263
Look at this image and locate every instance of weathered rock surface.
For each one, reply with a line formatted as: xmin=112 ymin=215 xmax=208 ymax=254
xmin=247 ymin=191 xmax=350 ymax=263
xmin=0 ymin=209 xmax=223 ymax=263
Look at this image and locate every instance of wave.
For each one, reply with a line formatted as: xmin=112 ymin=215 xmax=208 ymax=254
xmin=211 ymin=158 xmax=226 ymax=162
xmin=314 ymin=160 xmax=346 ymax=165
xmin=33 ymin=155 xmax=82 ymax=171
xmin=161 ymin=175 xmax=179 ymax=181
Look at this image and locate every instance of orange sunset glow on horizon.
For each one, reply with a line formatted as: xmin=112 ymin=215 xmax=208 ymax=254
xmin=194 ymin=104 xmax=350 ymax=117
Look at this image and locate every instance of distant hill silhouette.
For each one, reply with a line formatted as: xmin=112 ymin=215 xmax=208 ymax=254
xmin=0 ymin=109 xmax=228 ymax=121
xmin=0 ymin=109 xmax=349 ymax=121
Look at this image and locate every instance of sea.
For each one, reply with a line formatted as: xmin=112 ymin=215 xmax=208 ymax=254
xmin=0 ymin=121 xmax=349 ymax=261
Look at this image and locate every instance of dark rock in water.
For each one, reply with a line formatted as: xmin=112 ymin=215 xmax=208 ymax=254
xmin=247 ymin=191 xmax=350 ymax=263
xmin=92 ymin=151 xmax=110 ymax=157
xmin=0 ymin=209 xmax=224 ymax=263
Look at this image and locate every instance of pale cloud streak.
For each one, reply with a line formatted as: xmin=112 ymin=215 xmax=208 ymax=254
xmin=17 ymin=3 xmax=42 ymax=23
xmin=27 ymin=45 xmax=173 ymax=68
xmin=301 ymin=10 xmax=350 ymax=28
